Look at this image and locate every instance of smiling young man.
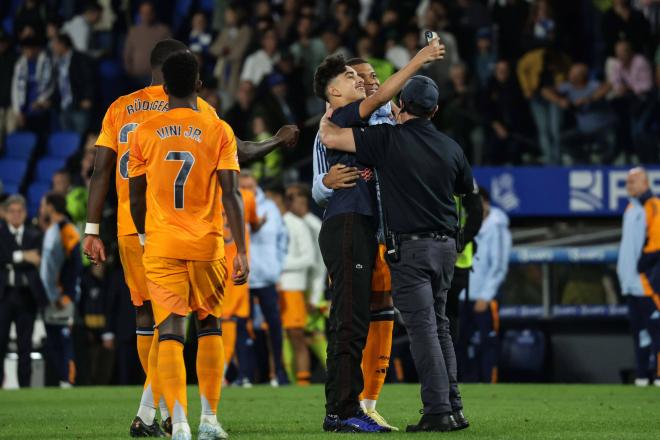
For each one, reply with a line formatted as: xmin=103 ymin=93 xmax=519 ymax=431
xmin=313 ymin=41 xmax=444 ymax=433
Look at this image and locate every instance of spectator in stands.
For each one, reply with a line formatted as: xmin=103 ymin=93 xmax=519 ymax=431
xmin=240 ymin=27 xmax=280 ymax=87
xmin=276 ymin=0 xmax=299 ymax=44
xmin=452 ymin=0 xmax=491 ymax=64
xmin=607 ymin=40 xmax=657 ymax=163
xmin=332 ymin=0 xmax=359 ymax=50
xmin=13 ymin=0 xmax=49 ymax=42
xmin=544 ymin=63 xmax=616 ymax=164
xmin=123 ymin=1 xmax=171 ymax=87
xmin=11 ymin=36 xmax=54 ymax=136
xmin=355 ymin=35 xmax=394 ymax=83
xmin=459 ymin=188 xmax=512 ymax=383
xmin=440 ymin=63 xmax=480 ymax=164
xmin=474 ymin=28 xmax=497 ymax=89
xmin=0 ymin=195 xmax=47 ymax=388
xmin=617 ymin=167 xmax=660 ymax=386
xmin=602 ymin=0 xmax=652 ymax=57
xmin=0 ymin=32 xmax=17 ymax=145
xmin=209 ymin=4 xmax=251 ymax=109
xmin=188 ymin=11 xmax=212 ymax=56
xmin=239 ymin=172 xmax=289 ymax=386
xmin=481 ymin=60 xmax=533 ymax=165
xmin=51 ymin=33 xmax=94 ymax=135
xmin=385 ymin=26 xmax=419 ymax=70
xmin=224 ymin=80 xmax=255 ymax=141
xmin=491 ymin=0 xmax=529 ymax=60
xmin=517 ymin=45 xmax=571 ymax=164
xmin=51 ymin=169 xmax=87 ymax=231
xmin=290 ymin=15 xmax=328 ymax=106
xmin=61 ymin=1 xmax=102 ymax=57
xmin=522 ymin=0 xmax=558 ymax=52
xmin=277 ymin=184 xmax=315 ymax=385
xmin=40 ymin=192 xmax=82 ymax=388
xmin=321 ymin=27 xmax=351 ymax=59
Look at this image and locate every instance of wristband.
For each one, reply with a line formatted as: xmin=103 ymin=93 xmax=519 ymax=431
xmin=138 ymin=233 xmax=146 ymax=246
xmin=84 ymin=223 xmax=100 ymax=235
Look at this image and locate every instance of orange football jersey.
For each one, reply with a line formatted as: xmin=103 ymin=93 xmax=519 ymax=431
xmin=128 ymin=107 xmax=240 ymax=260
xmin=95 ymin=85 xmax=219 ymax=237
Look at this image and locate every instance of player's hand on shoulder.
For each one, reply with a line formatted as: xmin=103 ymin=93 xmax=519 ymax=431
xmin=275 ymin=125 xmax=300 ymax=148
xmin=82 ymin=235 xmax=106 ymax=265
xmin=323 ymin=164 xmax=360 ymax=189
xmin=232 ymin=252 xmax=250 ymax=286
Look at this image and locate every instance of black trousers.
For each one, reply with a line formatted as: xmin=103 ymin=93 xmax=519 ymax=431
xmin=0 ymin=287 xmax=37 ymax=387
xmin=319 ymin=213 xmax=377 ymax=418
xmin=447 ymin=267 xmax=469 ymax=346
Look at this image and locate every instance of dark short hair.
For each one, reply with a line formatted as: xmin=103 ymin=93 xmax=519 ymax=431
xmin=479 ymin=186 xmax=490 ymax=203
xmin=84 ymin=1 xmax=102 ymax=12
xmin=346 ymin=57 xmax=368 ymax=67
xmin=287 ymin=183 xmax=311 ymax=202
xmin=313 ymin=54 xmax=347 ymax=101
xmin=150 ymin=39 xmax=188 ymax=68
xmin=54 ymin=168 xmax=71 ymax=177
xmin=44 ymin=192 xmax=67 ymax=215
xmin=163 ymin=51 xmax=199 ymax=98
xmin=54 ymin=33 xmax=73 ymax=49
xmin=402 ymin=102 xmax=435 ymax=119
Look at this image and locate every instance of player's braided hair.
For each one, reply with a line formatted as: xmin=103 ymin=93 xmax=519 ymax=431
xmin=162 ymin=51 xmax=199 ymax=98
xmin=313 ymin=54 xmax=347 ymax=101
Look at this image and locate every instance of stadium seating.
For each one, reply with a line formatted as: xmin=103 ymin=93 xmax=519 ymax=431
xmin=35 ymin=158 xmax=66 ymax=184
xmin=0 ymin=158 xmax=29 ymax=187
xmin=26 ymin=181 xmax=50 ymax=218
xmin=4 ymin=132 xmax=38 ymax=160
xmin=46 ymin=131 xmax=81 ymax=159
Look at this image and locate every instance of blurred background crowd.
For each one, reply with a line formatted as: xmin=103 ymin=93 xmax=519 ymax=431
xmin=1 ymin=0 xmax=660 ymax=388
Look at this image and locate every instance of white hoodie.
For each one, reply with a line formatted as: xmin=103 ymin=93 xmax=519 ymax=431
xmin=279 ymin=212 xmax=315 ymax=291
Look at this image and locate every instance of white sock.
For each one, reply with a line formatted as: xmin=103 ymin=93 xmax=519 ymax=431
xmin=137 ymin=405 xmax=156 ymax=425
xmin=172 ymin=422 xmax=191 ymax=435
xmin=159 ymin=396 xmax=170 ymax=420
xmin=362 ymin=399 xmax=377 ymax=411
xmin=200 ymin=414 xmax=219 ymax=425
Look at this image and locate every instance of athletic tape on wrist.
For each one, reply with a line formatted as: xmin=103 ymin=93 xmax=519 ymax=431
xmin=84 ymin=223 xmax=100 ymax=235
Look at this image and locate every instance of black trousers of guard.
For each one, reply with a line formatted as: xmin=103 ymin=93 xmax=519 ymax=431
xmin=447 ymin=267 xmax=469 ymax=345
xmin=319 ymin=213 xmax=377 ymax=419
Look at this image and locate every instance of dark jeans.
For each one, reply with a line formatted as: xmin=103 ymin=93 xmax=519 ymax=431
xmin=45 ymin=324 xmax=74 ymax=384
xmin=459 ymin=300 xmax=500 ymax=383
xmin=447 ymin=267 xmax=469 ymax=346
xmin=0 ymin=287 xmax=37 ymax=387
xmin=319 ymin=213 xmax=377 ymax=418
xmin=389 ymin=237 xmax=462 ymax=415
xmin=250 ymin=285 xmax=285 ymax=380
xmin=626 ymin=295 xmax=660 ymax=380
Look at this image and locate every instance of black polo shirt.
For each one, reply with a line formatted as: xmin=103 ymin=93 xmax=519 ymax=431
xmin=324 ymin=100 xmax=376 ymax=221
xmin=352 ymin=118 xmax=474 ymax=234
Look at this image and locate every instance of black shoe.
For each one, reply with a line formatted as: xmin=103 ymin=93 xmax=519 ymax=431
xmin=406 ymin=413 xmax=458 ymax=432
xmin=452 ymin=410 xmax=470 ymax=430
xmin=161 ymin=417 xmax=172 ymax=436
xmin=130 ymin=417 xmax=167 ymax=437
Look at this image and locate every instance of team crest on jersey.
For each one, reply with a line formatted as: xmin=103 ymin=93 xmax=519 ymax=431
xmin=360 ymin=168 xmax=374 ymax=181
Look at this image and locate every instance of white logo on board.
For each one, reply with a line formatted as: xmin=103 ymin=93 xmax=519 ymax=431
xmin=569 ymin=171 xmax=603 ymax=211
xmin=491 ymin=173 xmax=519 ymax=211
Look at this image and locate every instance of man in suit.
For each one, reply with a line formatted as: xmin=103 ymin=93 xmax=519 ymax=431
xmin=0 ymin=195 xmax=47 ymax=388
xmin=51 ymin=33 xmax=95 ymax=134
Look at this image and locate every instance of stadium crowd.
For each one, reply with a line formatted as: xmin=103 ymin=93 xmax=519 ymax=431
xmin=0 ymin=0 xmax=658 ymax=391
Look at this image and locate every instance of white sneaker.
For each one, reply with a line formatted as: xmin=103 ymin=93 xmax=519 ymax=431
xmin=198 ymin=421 xmax=229 ymax=440
xmin=270 ymin=378 xmax=279 ymax=388
xmin=59 ymin=381 xmax=73 ymax=389
xmin=653 ymin=379 xmax=660 ymax=387
xmin=241 ymin=378 xmax=253 ymax=389
xmin=634 ymin=378 xmax=650 ymax=387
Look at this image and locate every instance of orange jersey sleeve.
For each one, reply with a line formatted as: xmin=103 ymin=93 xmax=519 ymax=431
xmin=217 ymin=119 xmax=240 ymax=172
xmin=132 ymin=107 xmax=238 ymax=261
xmin=95 ymin=101 xmax=119 ymax=152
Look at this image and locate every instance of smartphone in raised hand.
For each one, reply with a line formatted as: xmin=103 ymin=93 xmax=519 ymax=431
xmin=425 ymin=30 xmax=440 ymax=47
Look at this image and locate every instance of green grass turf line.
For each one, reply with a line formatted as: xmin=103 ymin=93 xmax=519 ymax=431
xmin=0 ymin=384 xmax=659 ymax=439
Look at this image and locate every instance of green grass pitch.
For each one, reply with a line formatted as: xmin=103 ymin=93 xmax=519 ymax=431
xmin=1 ymin=384 xmax=659 ymax=439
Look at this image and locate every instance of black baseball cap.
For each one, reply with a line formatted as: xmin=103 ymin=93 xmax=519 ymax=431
xmin=400 ymin=75 xmax=439 ymax=114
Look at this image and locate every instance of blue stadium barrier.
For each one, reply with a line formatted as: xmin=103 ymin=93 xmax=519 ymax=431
xmin=0 ymin=158 xmax=28 ymax=185
xmin=26 ymin=181 xmax=50 ymax=218
xmin=2 ymin=183 xmax=19 ymax=195
xmin=46 ymin=131 xmax=81 ymax=159
xmin=4 ymin=132 xmax=37 ymax=160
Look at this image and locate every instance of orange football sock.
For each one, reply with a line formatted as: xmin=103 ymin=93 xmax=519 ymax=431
xmin=296 ymin=370 xmax=311 ymax=386
xmin=360 ymin=318 xmax=394 ymax=402
xmin=197 ymin=330 xmax=224 ymax=416
xmin=136 ymin=327 xmax=154 ymax=374
xmin=221 ymin=320 xmax=237 ymax=369
xmin=147 ymin=331 xmax=163 ymax=412
xmin=158 ymin=338 xmax=188 ymax=424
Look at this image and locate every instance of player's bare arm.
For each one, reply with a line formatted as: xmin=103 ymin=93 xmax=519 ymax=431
xmin=236 ymin=125 xmax=300 ymax=163
xmin=319 ymin=114 xmax=355 ymax=152
xmin=220 ymin=169 xmax=249 ymax=285
xmin=358 ymin=39 xmax=445 ymax=119
xmin=128 ymin=174 xmax=147 ymax=239
xmin=82 ymin=146 xmax=117 ymax=264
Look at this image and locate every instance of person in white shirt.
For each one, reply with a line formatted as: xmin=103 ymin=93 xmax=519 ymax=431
xmin=61 ymin=2 xmax=102 ymax=56
xmin=240 ymin=27 xmax=280 ymax=86
xmin=268 ymin=184 xmax=315 ymax=385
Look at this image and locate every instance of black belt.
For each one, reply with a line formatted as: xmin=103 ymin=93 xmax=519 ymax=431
xmin=398 ymin=231 xmax=454 ymax=242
